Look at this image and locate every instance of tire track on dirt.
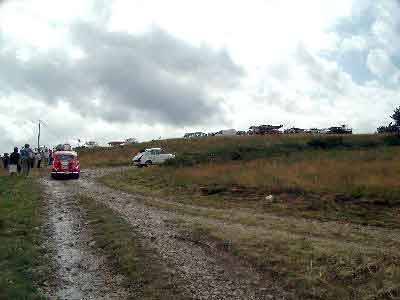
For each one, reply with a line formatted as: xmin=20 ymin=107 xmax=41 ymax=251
xmin=78 ymin=168 xmax=288 ymax=300
xmin=40 ymin=177 xmax=129 ymax=299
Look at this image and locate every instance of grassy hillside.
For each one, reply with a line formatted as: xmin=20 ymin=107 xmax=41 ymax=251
xmin=99 ymin=133 xmax=400 ymax=299
xmin=78 ymin=134 xmax=396 ymax=168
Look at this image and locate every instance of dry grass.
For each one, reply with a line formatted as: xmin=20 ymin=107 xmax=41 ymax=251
xmin=78 ymin=134 xmax=389 ymax=168
xmin=96 ymin=136 xmax=400 ymax=299
xmin=78 ymin=145 xmax=139 ymax=168
xmin=100 ymin=145 xmax=400 ymax=299
xmin=0 ymin=167 xmax=50 ymax=178
xmin=105 ymin=147 xmax=400 ymax=206
xmin=179 ymin=218 xmax=400 ymax=300
xmin=101 ymin=161 xmax=400 ymax=299
xmin=172 ymin=147 xmax=400 ymax=200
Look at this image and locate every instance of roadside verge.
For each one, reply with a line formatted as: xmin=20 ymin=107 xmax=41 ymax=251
xmin=0 ymin=177 xmax=49 ymax=299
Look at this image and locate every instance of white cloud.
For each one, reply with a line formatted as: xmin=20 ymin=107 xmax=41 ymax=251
xmin=0 ymin=0 xmax=399 ymax=154
xmin=367 ymin=49 xmax=398 ymax=79
xmin=340 ymin=36 xmax=367 ymax=52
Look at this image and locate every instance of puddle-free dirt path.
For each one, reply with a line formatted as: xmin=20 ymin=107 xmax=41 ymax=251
xmin=41 ymin=177 xmax=129 ymax=299
xmin=39 ymin=167 xmax=288 ymax=299
xmin=76 ymin=168 xmax=288 ymax=300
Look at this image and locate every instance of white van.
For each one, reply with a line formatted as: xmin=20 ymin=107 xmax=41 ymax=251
xmin=132 ymin=148 xmax=175 ymax=167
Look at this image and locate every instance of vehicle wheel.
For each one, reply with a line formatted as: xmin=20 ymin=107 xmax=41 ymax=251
xmin=51 ymin=174 xmax=57 ymax=180
xmin=73 ymin=174 xmax=80 ymax=179
xmin=145 ymin=160 xmax=152 ymax=167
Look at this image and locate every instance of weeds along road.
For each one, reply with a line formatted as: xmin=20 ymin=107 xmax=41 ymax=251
xmin=40 ymin=167 xmax=288 ymax=300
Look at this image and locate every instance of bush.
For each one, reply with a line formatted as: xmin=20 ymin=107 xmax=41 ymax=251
xmin=164 ymin=152 xmax=208 ymax=167
xmin=307 ymin=137 xmax=345 ymax=149
xmin=230 ymin=151 xmax=242 ymax=161
xmin=383 ymin=134 xmax=400 ymax=146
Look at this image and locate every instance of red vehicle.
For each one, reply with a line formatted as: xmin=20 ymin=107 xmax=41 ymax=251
xmin=51 ymin=151 xmax=80 ymax=179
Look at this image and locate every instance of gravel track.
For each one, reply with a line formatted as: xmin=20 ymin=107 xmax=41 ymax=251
xmin=40 ymin=167 xmax=287 ymax=299
xmin=78 ymin=168 xmax=287 ymax=300
xmin=40 ymin=177 xmax=129 ymax=300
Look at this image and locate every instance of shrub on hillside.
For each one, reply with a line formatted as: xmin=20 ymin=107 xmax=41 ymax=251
xmin=377 ymin=124 xmax=400 ymax=134
xmin=307 ymin=137 xmax=346 ymax=149
xmin=383 ymin=134 xmax=400 ymax=146
xmin=164 ymin=157 xmax=194 ymax=167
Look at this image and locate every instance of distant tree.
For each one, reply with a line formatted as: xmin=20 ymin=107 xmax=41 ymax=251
xmin=377 ymin=107 xmax=400 ymax=134
xmin=391 ymin=106 xmax=400 ymax=125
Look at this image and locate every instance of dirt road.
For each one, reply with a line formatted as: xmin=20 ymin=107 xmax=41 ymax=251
xmin=40 ymin=168 xmax=287 ymax=299
xmin=40 ymin=176 xmax=129 ymax=299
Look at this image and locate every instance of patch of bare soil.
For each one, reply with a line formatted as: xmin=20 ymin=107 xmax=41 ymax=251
xmin=40 ymin=176 xmax=129 ymax=299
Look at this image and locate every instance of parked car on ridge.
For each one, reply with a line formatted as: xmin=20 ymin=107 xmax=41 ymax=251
xmin=132 ymin=148 xmax=175 ymax=167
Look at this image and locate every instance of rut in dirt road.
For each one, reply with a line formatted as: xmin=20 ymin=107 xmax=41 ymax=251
xmin=76 ymin=168 xmax=289 ymax=300
xmin=41 ymin=177 xmax=129 ymax=300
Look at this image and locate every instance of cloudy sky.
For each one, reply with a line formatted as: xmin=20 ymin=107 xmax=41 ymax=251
xmin=0 ymin=0 xmax=399 ymax=152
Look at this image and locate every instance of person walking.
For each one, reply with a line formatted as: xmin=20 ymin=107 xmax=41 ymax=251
xmin=20 ymin=144 xmax=33 ymax=176
xmin=9 ymin=147 xmax=20 ymax=176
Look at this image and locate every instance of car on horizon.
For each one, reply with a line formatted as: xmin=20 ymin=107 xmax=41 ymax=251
xmin=132 ymin=148 xmax=175 ymax=167
xmin=51 ymin=150 xmax=80 ymax=179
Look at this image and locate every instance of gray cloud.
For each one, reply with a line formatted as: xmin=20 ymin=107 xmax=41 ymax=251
xmin=0 ymin=23 xmax=244 ymax=126
xmin=296 ymin=45 xmax=346 ymax=96
xmin=332 ymin=0 xmax=400 ymax=85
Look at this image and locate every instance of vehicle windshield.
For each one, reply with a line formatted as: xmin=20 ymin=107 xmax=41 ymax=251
xmin=56 ymin=154 xmax=75 ymax=161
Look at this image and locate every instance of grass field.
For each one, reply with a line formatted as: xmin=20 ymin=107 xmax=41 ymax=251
xmin=0 ymin=177 xmax=47 ymax=299
xmin=100 ymin=134 xmax=400 ymax=299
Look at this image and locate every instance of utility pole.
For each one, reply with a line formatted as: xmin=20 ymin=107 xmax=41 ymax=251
xmin=38 ymin=120 xmax=41 ymax=150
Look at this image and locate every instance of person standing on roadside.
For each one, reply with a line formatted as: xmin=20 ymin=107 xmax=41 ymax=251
xmin=30 ymin=148 xmax=36 ymax=169
xmin=43 ymin=148 xmax=49 ymax=166
xmin=9 ymin=147 xmax=20 ymax=176
xmin=20 ymin=144 xmax=33 ymax=176
xmin=2 ymin=153 xmax=9 ymax=169
xmin=48 ymin=149 xmax=53 ymax=165
xmin=36 ymin=151 xmax=42 ymax=168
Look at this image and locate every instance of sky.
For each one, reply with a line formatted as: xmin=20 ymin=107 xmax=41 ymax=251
xmin=0 ymin=0 xmax=399 ymax=152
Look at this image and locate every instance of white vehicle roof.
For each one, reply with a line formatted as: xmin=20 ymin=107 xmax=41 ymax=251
xmin=146 ymin=148 xmax=162 ymax=151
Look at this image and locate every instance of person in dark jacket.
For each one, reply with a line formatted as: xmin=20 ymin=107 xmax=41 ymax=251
xmin=3 ymin=153 xmax=9 ymax=169
xmin=9 ymin=148 xmax=20 ymax=175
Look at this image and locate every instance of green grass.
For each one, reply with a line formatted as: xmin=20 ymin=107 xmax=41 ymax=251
xmin=78 ymin=195 xmax=188 ymax=300
xmin=0 ymin=177 xmax=47 ymax=299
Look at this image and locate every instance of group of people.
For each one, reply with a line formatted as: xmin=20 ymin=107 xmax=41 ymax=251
xmin=1 ymin=145 xmax=53 ymax=176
